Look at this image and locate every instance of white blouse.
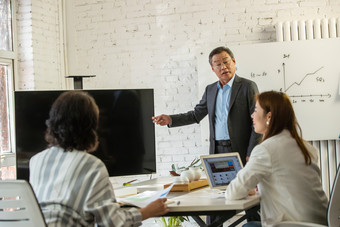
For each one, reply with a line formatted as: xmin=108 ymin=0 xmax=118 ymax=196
xmin=225 ymin=130 xmax=328 ymax=227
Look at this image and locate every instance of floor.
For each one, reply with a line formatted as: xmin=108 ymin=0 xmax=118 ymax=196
xmin=141 ymin=213 xmax=247 ymax=226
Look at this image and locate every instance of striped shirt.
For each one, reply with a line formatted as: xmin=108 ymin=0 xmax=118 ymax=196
xmin=29 ymin=146 xmax=142 ymax=227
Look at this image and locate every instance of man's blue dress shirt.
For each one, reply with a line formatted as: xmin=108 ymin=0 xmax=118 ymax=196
xmin=215 ymin=75 xmax=235 ymax=140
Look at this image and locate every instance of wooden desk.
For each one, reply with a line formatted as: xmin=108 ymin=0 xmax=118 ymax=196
xmin=115 ymin=177 xmax=260 ymax=227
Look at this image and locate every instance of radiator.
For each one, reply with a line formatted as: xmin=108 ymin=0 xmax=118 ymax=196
xmin=275 ymin=18 xmax=340 ymax=198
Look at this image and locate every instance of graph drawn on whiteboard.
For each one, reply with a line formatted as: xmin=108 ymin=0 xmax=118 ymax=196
xmin=283 ymin=64 xmax=332 ymax=103
xmin=198 ymin=38 xmax=340 ymax=141
xmin=248 ymin=54 xmax=331 ymax=103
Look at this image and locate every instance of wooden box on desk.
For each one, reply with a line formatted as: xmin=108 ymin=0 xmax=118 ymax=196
xmin=164 ymin=179 xmax=208 ymax=192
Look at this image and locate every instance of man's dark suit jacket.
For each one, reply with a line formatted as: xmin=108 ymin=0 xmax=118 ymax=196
xmin=170 ymin=75 xmax=261 ymax=165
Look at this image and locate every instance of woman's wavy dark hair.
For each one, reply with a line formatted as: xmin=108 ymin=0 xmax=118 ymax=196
xmin=45 ymin=90 xmax=99 ymax=152
xmin=257 ymin=91 xmax=312 ymax=165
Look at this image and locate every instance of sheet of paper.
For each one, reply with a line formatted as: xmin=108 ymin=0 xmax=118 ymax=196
xmin=117 ymin=183 xmax=174 ymax=208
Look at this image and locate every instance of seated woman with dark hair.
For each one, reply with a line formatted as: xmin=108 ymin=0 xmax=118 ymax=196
xmin=29 ymin=90 xmax=168 ymax=226
xmin=225 ymin=91 xmax=328 ymax=227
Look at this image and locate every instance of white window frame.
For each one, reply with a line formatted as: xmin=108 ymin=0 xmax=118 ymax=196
xmin=0 ymin=0 xmax=17 ymax=176
xmin=0 ymin=59 xmax=16 ymax=174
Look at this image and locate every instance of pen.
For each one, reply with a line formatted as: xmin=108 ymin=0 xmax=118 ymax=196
xmin=123 ymin=179 xmax=137 ymax=186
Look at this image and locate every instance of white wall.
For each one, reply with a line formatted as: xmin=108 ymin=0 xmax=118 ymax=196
xmin=16 ymin=0 xmax=67 ymax=90
xmin=16 ymin=0 xmax=340 ymax=187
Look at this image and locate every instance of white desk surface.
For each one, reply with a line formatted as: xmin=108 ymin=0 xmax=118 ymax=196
xmin=167 ymin=187 xmax=260 ymax=212
xmin=115 ymin=176 xmax=260 ymax=213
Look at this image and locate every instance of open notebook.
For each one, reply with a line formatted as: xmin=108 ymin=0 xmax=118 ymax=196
xmin=200 ymin=152 xmax=244 ymax=190
xmin=116 ymin=183 xmax=174 ymax=208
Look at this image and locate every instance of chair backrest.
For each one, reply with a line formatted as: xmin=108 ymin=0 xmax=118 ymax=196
xmin=328 ymin=164 xmax=340 ymax=227
xmin=0 ymin=180 xmax=46 ymax=227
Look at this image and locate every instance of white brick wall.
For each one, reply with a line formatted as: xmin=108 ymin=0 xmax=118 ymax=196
xmin=16 ymin=0 xmax=65 ymax=90
xmin=15 ymin=0 xmax=340 ymax=187
xmin=16 ymin=0 xmax=34 ymax=89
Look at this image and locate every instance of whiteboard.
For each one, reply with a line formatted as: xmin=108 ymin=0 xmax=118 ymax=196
xmin=198 ymin=38 xmax=340 ymax=142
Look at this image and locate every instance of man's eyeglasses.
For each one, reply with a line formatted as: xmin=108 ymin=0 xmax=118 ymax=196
xmin=213 ymin=59 xmax=232 ymax=69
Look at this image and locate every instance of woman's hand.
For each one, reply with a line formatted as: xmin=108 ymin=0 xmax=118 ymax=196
xmin=248 ymin=188 xmax=256 ymax=196
xmin=140 ymin=198 xmax=169 ymax=220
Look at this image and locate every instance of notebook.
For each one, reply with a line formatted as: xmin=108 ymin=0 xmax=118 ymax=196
xmin=200 ymin=152 xmax=244 ymax=190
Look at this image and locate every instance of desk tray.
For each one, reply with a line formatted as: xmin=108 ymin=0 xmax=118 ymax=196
xmin=164 ymin=179 xmax=208 ymax=192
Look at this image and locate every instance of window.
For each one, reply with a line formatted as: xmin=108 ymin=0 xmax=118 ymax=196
xmin=0 ymin=0 xmax=13 ymax=51
xmin=0 ymin=63 xmax=11 ymax=153
xmin=0 ymin=61 xmax=15 ymax=180
xmin=0 ymin=0 xmax=15 ymax=180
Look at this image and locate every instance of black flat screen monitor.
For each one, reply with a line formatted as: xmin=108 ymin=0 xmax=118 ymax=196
xmin=15 ymin=89 xmax=156 ymax=180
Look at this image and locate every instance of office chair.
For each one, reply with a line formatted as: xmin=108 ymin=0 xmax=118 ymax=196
xmin=0 ymin=180 xmax=46 ymax=227
xmin=273 ymin=164 xmax=340 ymax=227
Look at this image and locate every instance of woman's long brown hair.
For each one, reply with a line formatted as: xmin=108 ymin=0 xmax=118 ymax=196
xmin=257 ymin=91 xmax=312 ymax=165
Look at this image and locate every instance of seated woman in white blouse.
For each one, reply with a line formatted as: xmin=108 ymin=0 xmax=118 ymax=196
xmin=225 ymin=91 xmax=328 ymax=227
xmin=30 ymin=90 xmax=169 ymax=227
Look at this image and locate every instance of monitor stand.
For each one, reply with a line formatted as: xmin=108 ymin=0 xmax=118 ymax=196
xmin=66 ymin=75 xmax=96 ymax=89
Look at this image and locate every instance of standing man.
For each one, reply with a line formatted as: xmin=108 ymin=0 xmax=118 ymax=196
xmin=152 ymin=46 xmax=261 ymax=165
